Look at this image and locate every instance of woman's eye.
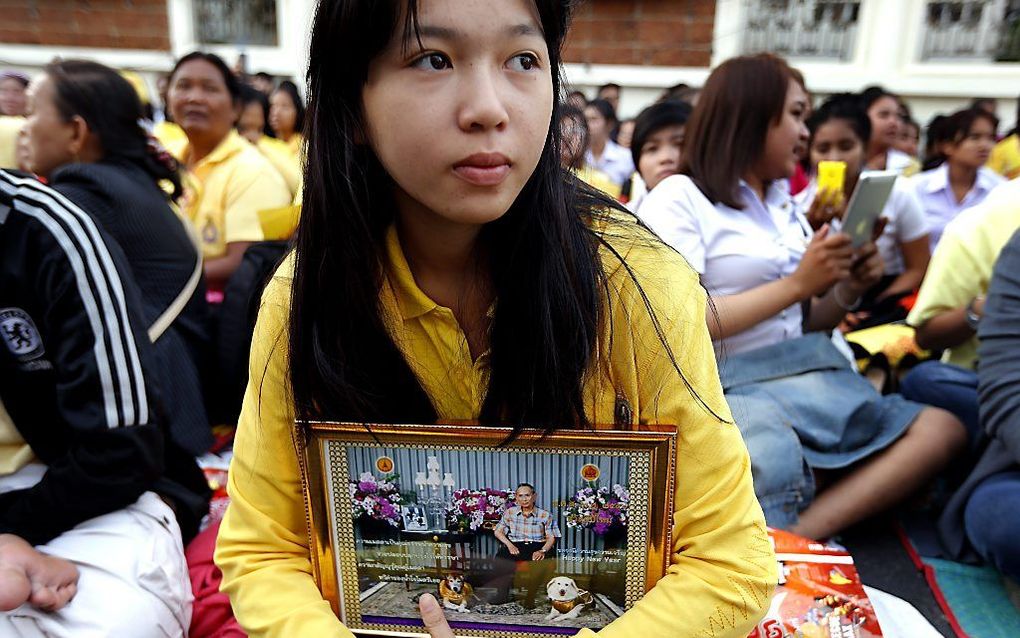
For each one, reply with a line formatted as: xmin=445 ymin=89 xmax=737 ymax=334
xmin=508 ymin=53 xmax=539 ymax=72
xmin=412 ymin=53 xmax=451 ymax=71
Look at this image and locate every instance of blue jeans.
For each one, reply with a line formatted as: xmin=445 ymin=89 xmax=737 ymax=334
xmin=964 ymin=470 xmax=1020 ymax=581
xmin=900 ymin=361 xmax=981 ymax=446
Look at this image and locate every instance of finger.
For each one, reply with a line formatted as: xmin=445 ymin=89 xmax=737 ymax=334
xmin=419 ymin=594 xmax=455 ymax=637
xmin=872 ymin=217 xmax=888 ymax=241
xmin=811 ymin=224 xmax=830 ymax=242
xmin=821 ymin=233 xmax=852 ymax=248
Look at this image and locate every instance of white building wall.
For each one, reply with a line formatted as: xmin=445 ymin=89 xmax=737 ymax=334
xmin=566 ymin=0 xmax=1020 ymax=131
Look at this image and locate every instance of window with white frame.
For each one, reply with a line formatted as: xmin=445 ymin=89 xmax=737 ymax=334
xmin=193 ymin=0 xmax=279 ymax=47
xmin=742 ymin=0 xmax=862 ymax=61
xmin=920 ymin=0 xmax=1020 ymax=61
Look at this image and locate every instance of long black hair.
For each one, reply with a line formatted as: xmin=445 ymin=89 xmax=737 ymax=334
xmin=45 ymin=60 xmax=183 ymax=200
xmin=289 ymin=0 xmax=719 ymax=434
xmin=806 ymin=93 xmax=872 ymax=148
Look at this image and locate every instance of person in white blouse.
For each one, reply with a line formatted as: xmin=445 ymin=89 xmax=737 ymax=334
xmin=795 ymin=93 xmax=930 ymax=328
xmin=638 ymin=54 xmax=965 ymax=541
xmin=583 ymin=98 xmax=634 ymax=187
xmin=627 ymin=100 xmax=692 ymax=214
xmin=909 ymin=108 xmax=1005 ymax=251
xmin=861 ymin=86 xmax=920 ymax=176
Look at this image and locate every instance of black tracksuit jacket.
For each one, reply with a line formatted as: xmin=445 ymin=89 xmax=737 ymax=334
xmin=0 ymin=170 xmax=208 ymax=546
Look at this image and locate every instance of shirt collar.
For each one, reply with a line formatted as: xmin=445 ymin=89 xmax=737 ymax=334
xmin=383 ymin=225 xmax=439 ymax=321
xmin=924 ymin=164 xmax=950 ymax=194
xmin=737 ymin=179 xmax=791 ymax=209
xmin=186 ymin=129 xmax=248 ymax=171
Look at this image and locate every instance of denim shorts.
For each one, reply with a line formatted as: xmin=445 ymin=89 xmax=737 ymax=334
xmin=719 ymin=333 xmax=925 ymax=529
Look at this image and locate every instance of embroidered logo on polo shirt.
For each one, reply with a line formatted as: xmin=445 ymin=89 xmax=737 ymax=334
xmin=0 ymin=307 xmax=45 ymax=362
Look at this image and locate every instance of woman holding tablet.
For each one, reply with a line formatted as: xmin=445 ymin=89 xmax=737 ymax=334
xmin=214 ymin=2 xmax=775 ymax=637
xmin=796 ymin=93 xmax=930 ymax=326
xmin=638 ymin=54 xmax=965 ymax=541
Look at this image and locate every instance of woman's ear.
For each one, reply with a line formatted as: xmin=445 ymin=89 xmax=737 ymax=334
xmin=66 ymin=114 xmax=91 ymax=157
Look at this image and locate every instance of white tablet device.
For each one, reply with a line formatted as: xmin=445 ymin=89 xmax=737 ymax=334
xmin=842 ymin=170 xmax=898 ymax=247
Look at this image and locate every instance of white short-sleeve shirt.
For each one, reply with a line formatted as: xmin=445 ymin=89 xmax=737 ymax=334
xmin=794 ymin=177 xmax=929 ymax=276
xmin=637 ymin=174 xmax=812 ymax=355
xmin=908 ymin=164 xmax=1005 ymax=251
xmin=585 ymin=140 xmax=635 ymax=187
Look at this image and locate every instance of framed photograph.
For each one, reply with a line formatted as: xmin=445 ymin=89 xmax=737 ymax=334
xmin=401 ymin=505 xmax=429 ymax=532
xmin=296 ymin=421 xmax=677 ymax=637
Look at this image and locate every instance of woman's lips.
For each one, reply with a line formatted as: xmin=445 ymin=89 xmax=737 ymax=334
xmin=453 ymin=153 xmax=512 ymax=186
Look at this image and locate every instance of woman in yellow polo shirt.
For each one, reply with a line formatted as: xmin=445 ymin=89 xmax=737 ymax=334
xmin=214 ymin=2 xmax=775 ymax=638
xmin=268 ymin=80 xmax=304 ymax=159
xmin=236 ymin=84 xmax=301 ymax=197
xmin=166 ymin=52 xmax=290 ymax=290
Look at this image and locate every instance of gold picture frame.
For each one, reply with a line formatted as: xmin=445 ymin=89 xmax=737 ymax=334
xmin=296 ymin=421 xmax=677 ymax=637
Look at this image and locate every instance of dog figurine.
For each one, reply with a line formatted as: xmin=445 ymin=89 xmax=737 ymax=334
xmin=438 ymin=573 xmax=474 ymax=613
xmin=545 ymin=576 xmax=594 ymax=622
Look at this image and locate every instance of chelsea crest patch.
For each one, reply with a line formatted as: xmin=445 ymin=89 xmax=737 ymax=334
xmin=0 ymin=308 xmax=45 ymax=362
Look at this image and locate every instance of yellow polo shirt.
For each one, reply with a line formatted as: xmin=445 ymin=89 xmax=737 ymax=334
xmin=908 ymin=178 xmax=1020 ymax=369
xmin=152 ymin=120 xmax=187 ymax=152
xmin=0 ymin=116 xmax=25 ymax=169
xmin=171 ymin=130 xmax=291 ymax=259
xmin=256 ymin=135 xmax=302 ymax=197
xmin=988 ymin=134 xmax=1020 ymax=181
xmin=282 ymin=133 xmax=305 ymax=159
xmin=0 ymin=395 xmax=34 ymax=476
xmin=215 ymin=216 xmax=775 ymax=638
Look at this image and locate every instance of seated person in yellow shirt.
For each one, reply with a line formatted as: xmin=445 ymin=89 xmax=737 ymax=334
xmin=166 ymin=52 xmax=291 ymax=291
xmin=236 ymin=84 xmax=302 ymax=197
xmin=268 ymin=81 xmax=305 ymax=159
xmin=902 ymin=178 xmax=1020 ymax=442
xmin=213 ymin=2 xmax=775 ymax=638
xmin=987 ymin=98 xmax=1020 ymax=180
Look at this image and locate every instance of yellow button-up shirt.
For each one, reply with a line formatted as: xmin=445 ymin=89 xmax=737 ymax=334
xmin=170 ymin=130 xmax=290 ymax=259
xmin=215 ymin=218 xmax=775 ymax=638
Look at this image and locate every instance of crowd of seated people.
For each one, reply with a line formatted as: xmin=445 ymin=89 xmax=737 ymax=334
xmin=0 ymin=34 xmax=1018 ymax=638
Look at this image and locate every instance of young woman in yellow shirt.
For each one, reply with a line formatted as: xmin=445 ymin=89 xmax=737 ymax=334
xmin=213 ymin=2 xmax=776 ymax=637
xmin=268 ymin=80 xmax=305 ymax=159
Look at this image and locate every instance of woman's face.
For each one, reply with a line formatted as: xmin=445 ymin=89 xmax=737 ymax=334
xmin=867 ymin=96 xmax=901 ymax=152
xmin=896 ymin=123 xmax=919 ymax=158
xmin=944 ymin=116 xmax=996 ymax=170
xmin=238 ymin=101 xmax=266 ymax=145
xmin=809 ymin=118 xmax=865 ymax=184
xmin=559 ymin=114 xmax=585 ymax=169
xmin=758 ymin=79 xmax=809 ymax=182
xmin=22 ymin=74 xmax=78 ymax=177
xmin=0 ymin=77 xmax=28 ymax=116
xmin=616 ymin=119 xmax=635 ymax=149
xmin=637 ymin=124 xmax=684 ymax=191
xmin=361 ymin=0 xmax=553 ymax=228
xmin=269 ymin=90 xmax=297 ymax=139
xmin=584 ymin=105 xmax=608 ymax=146
xmin=167 ymin=59 xmax=237 ymax=144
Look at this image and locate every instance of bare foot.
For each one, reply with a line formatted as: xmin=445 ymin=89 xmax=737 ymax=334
xmin=0 ymin=534 xmax=78 ymax=612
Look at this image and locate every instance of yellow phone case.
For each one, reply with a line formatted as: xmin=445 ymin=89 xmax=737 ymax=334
xmin=817 ymin=161 xmax=847 ymax=198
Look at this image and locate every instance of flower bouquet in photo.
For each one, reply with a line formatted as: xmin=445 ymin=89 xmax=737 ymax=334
xmin=349 ymin=471 xmax=404 ymax=528
xmin=445 ymin=487 xmax=514 ymax=532
xmin=563 ymin=483 xmax=630 ymax=535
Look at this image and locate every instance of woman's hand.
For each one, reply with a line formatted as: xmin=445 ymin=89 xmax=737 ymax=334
xmin=846 ymin=240 xmax=885 ymax=296
xmin=419 ymin=593 xmax=455 ymax=638
xmin=805 ymin=187 xmax=846 ymax=231
xmin=792 ymin=225 xmax=854 ymax=298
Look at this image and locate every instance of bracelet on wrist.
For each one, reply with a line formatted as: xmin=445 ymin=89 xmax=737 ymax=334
xmin=833 ymin=284 xmax=862 ymax=312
